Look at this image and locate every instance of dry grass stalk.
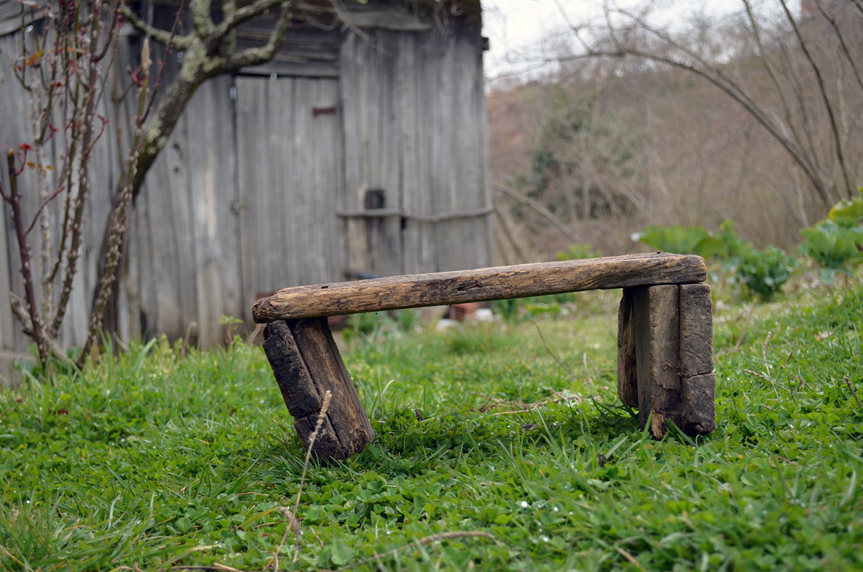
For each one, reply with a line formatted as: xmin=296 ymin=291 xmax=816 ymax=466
xmin=532 ymin=322 xmax=578 ymax=386
xmin=746 ymin=332 xmax=782 ymax=400
xmin=844 ymin=377 xmax=862 ymax=408
xmin=266 ymin=390 xmax=332 ymax=570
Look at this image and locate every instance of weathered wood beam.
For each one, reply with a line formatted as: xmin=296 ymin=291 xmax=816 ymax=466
xmin=253 ymin=253 xmax=707 ymax=322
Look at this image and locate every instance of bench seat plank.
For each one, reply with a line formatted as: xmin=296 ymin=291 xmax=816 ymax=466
xmin=253 ymin=253 xmax=706 ymax=322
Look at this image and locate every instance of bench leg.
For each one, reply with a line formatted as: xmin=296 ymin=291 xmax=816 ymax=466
xmin=624 ymin=284 xmax=715 ymax=439
xmin=617 ymin=288 xmax=638 ymax=408
xmin=678 ymin=284 xmax=716 ymax=435
xmin=263 ymin=318 xmax=375 ymax=461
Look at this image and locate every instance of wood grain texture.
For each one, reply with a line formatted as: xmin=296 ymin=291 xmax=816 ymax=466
xmin=254 ymin=253 xmax=707 ymax=322
xmin=616 ymin=288 xmax=638 ymax=408
xmin=633 ymin=285 xmax=681 ymax=439
xmin=680 ymin=373 xmax=716 ymax=435
xmin=289 ymin=318 xmax=375 ymax=458
xmin=680 ymin=283 xmax=714 ymax=377
xmin=262 ymin=321 xmax=323 ymax=419
xmin=293 ymin=412 xmax=342 ymax=460
xmin=261 ymin=318 xmax=373 ymax=460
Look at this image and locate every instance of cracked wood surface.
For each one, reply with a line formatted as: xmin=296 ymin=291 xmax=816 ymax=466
xmin=253 ymin=253 xmax=707 ymax=322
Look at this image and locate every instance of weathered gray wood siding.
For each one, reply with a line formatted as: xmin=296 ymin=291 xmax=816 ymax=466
xmin=1 ymin=17 xmax=492 ymax=351
xmin=236 ymin=75 xmax=345 ymax=318
xmin=0 ymin=27 xmax=124 ymax=352
xmin=340 ymin=24 xmax=492 ymax=276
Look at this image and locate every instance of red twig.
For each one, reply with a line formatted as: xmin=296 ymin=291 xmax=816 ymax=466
xmin=24 ymin=183 xmax=66 ymax=236
xmin=4 ymin=150 xmax=51 ymax=378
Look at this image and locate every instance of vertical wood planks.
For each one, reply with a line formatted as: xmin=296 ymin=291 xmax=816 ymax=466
xmin=237 ymin=77 xmax=262 ymax=323
xmin=340 ymin=31 xmax=403 ymax=277
xmin=340 ymin=32 xmax=368 ymax=274
xmin=398 ymin=32 xmax=435 ymax=275
xmin=186 ymin=76 xmax=242 ymax=347
xmin=236 ymin=75 xmax=344 ymax=309
xmin=627 ymin=283 xmax=715 ymax=438
xmin=633 ymin=285 xmax=680 ymax=439
xmin=1 ymin=19 xmax=496 ymax=349
xmin=679 ymin=283 xmax=716 ymax=434
xmin=616 ymin=288 xmax=638 ymax=408
xmin=317 ymin=78 xmax=346 ymax=283
xmin=679 ymin=284 xmax=714 ymax=377
xmin=474 ymin=23 xmax=493 ymax=269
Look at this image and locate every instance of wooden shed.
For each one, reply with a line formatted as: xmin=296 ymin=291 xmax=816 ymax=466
xmin=0 ymin=0 xmax=492 ymax=354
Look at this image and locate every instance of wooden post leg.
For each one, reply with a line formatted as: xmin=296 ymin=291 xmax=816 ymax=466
xmin=263 ymin=318 xmax=375 ymax=461
xmin=678 ymin=284 xmax=716 ymax=435
xmin=633 ymin=285 xmax=680 ymax=439
xmin=617 ymin=288 xmax=638 ymax=408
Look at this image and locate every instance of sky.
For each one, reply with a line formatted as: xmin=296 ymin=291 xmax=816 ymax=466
xmin=479 ymin=0 xmax=765 ymax=82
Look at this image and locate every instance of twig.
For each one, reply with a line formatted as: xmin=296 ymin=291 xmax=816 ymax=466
xmin=613 ymin=546 xmax=647 ymax=572
xmin=491 ymin=406 xmax=542 ymax=417
xmin=345 ymin=531 xmax=496 ymax=570
xmin=170 ymin=565 xmax=246 ymax=572
xmin=495 ymin=184 xmax=581 ymax=243
xmin=309 ymin=526 xmax=325 ymax=549
xmin=845 ymin=377 xmax=862 ymax=408
xmin=4 ymin=151 xmax=51 ymax=375
xmin=266 ymin=391 xmax=332 ymax=570
xmin=744 ymin=369 xmax=781 ymax=400
xmin=762 ymin=332 xmax=773 ymax=381
xmin=533 ymin=322 xmax=578 ymax=385
xmin=735 ymin=301 xmax=757 ymax=351
xmin=784 ymin=366 xmax=809 ymax=392
xmin=582 ymin=353 xmax=594 ymax=386
xmin=295 ymin=391 xmax=332 ymax=515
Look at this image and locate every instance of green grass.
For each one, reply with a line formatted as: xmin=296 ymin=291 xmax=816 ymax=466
xmin=1 ymin=285 xmax=862 ymax=571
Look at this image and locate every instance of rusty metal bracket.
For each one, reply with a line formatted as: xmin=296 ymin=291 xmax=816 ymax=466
xmin=313 ymin=105 xmax=337 ymax=116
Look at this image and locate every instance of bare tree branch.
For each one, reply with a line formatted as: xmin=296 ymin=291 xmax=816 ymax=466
xmin=778 ymin=0 xmax=853 ymax=199
xmin=119 ymin=4 xmax=194 ymax=49
xmin=814 ymin=0 xmax=863 ymax=98
xmin=496 ymin=184 xmax=582 ymax=244
xmin=228 ymin=1 xmax=293 ymax=69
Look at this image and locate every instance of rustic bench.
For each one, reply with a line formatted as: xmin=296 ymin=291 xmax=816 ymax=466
xmin=253 ymin=252 xmax=716 ymax=460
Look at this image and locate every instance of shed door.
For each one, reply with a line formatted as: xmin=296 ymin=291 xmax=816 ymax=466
xmin=235 ymin=76 xmax=345 ymax=312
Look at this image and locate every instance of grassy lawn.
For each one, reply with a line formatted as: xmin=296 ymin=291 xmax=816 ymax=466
xmin=1 ymin=283 xmax=862 ymax=571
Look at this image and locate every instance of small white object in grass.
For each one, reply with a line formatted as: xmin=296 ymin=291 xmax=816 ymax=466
xmin=520 ymin=501 xmax=528 ymax=508
xmin=436 ymin=319 xmax=459 ymax=331
xmin=476 ymin=308 xmax=494 ymax=322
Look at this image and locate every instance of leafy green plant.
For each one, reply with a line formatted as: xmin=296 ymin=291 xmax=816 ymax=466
xmin=715 ymin=220 xmax=748 ymax=259
xmin=799 ymin=192 xmax=863 ymax=285
xmin=556 ymin=243 xmax=604 ymax=261
xmin=343 ymin=309 xmax=422 ymax=342
xmin=492 ymin=293 xmax=576 ymax=321
xmin=632 ymin=225 xmax=727 ymax=259
xmin=734 ymin=245 xmax=796 ymax=298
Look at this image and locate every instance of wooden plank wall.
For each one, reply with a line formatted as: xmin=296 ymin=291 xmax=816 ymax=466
xmin=127 ymin=76 xmax=243 ymax=345
xmin=236 ymin=75 xmax=345 ymax=320
xmin=1 ymin=17 xmax=492 ymax=351
xmin=340 ymin=23 xmax=493 ymax=276
xmin=0 ymin=22 xmax=243 ymax=350
xmin=0 ymin=28 xmax=123 ymax=352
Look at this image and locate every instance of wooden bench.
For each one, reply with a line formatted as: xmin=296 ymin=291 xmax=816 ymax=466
xmin=253 ymin=252 xmax=716 ymax=460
